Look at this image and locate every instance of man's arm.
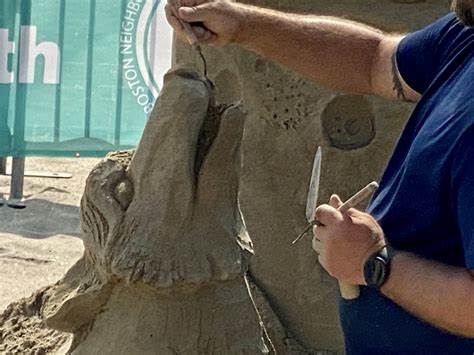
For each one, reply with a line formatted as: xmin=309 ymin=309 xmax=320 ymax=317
xmin=382 ymin=252 xmax=474 ymax=338
xmin=313 ymin=201 xmax=474 ymax=338
xmin=166 ymin=0 xmax=420 ymax=101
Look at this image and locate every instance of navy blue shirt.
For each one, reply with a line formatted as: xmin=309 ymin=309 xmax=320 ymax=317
xmin=340 ymin=13 xmax=474 ymax=354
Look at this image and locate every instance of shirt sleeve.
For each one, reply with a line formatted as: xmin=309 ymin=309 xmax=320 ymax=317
xmin=396 ymin=13 xmax=465 ymax=95
xmin=450 ymin=126 xmax=474 ymax=269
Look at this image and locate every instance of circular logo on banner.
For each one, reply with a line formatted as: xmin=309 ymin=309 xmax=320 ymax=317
xmin=120 ymin=0 xmax=171 ymax=114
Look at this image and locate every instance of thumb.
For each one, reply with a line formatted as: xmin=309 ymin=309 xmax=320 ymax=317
xmin=329 ymin=194 xmax=343 ymax=209
xmin=315 ymin=204 xmax=343 ymax=227
xmin=179 ymin=5 xmax=210 ymax=22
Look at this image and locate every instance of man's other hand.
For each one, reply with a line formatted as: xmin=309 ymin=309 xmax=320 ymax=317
xmin=312 ymin=195 xmax=386 ymax=285
xmin=165 ymin=0 xmax=247 ymax=46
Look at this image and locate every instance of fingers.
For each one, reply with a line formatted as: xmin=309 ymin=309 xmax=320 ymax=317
xmin=192 ymin=25 xmax=215 ymax=43
xmin=315 ymin=204 xmax=343 ymax=227
xmin=329 ymin=194 xmax=343 ymax=209
xmin=165 ymin=4 xmax=184 ymax=32
xmin=166 ymin=2 xmax=216 ymax=44
xmin=179 ymin=0 xmax=209 ymax=6
xmin=179 ymin=5 xmax=211 ymax=23
xmin=167 ymin=0 xmax=211 ymax=28
xmin=312 ymin=236 xmax=322 ymax=254
xmin=347 ymin=208 xmax=377 ymax=226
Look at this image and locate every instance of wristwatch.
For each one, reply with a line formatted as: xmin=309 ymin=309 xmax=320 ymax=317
xmin=363 ymin=245 xmax=397 ymax=289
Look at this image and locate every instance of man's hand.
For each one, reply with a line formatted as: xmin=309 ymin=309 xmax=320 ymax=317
xmin=165 ymin=0 xmax=248 ymax=46
xmin=312 ymin=195 xmax=386 ymax=285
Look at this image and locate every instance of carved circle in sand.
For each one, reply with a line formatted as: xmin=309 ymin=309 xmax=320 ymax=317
xmin=322 ymin=95 xmax=376 ymax=150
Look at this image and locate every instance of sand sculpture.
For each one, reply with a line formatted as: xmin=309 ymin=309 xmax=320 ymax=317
xmin=37 ymin=68 xmax=281 ymax=353
xmin=0 ymin=65 xmax=326 ymax=354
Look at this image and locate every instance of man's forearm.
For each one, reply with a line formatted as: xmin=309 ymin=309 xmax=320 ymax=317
xmin=381 ymin=252 xmax=474 ymax=337
xmin=235 ymin=5 xmax=386 ymax=94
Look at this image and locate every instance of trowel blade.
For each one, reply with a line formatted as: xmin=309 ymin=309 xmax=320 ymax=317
xmin=305 ymin=147 xmax=322 ymax=223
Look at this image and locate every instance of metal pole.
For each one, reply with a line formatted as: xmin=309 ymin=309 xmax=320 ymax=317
xmin=8 ymin=0 xmax=30 ymax=209
xmin=0 ymin=157 xmax=6 ymax=175
xmin=0 ymin=157 xmax=5 ymax=206
xmin=84 ymin=0 xmax=97 ymax=138
xmin=54 ymin=0 xmax=66 ymax=142
xmin=0 ymin=1 xmax=16 ymax=178
xmin=8 ymin=156 xmax=25 ymax=208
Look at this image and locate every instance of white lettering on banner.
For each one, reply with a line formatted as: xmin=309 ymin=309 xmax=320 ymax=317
xmin=0 ymin=29 xmax=15 ymax=84
xmin=120 ymin=0 xmax=158 ymax=114
xmin=19 ymin=26 xmax=61 ymax=84
xmin=0 ymin=26 xmax=61 ymax=85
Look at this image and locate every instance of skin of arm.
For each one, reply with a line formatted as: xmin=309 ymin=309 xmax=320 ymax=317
xmin=382 ymin=252 xmax=474 ymax=338
xmin=312 ymin=196 xmax=474 ymax=338
xmin=165 ymin=0 xmax=420 ymax=101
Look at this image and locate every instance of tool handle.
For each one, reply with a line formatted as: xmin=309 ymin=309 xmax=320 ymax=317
xmin=169 ymin=0 xmax=200 ymax=50
xmin=337 ymin=181 xmax=378 ymax=300
xmin=339 ymin=282 xmax=360 ymax=300
xmin=338 ymin=181 xmax=379 ymax=213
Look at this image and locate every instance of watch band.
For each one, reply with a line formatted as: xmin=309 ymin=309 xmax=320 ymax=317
xmin=363 ymin=245 xmax=397 ymax=289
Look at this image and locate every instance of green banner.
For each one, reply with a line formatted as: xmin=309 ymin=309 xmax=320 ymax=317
xmin=0 ymin=0 xmax=171 ymax=157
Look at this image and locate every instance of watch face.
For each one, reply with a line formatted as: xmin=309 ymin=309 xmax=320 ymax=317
xmin=373 ymin=257 xmax=387 ymax=284
xmin=364 ymin=256 xmax=388 ymax=288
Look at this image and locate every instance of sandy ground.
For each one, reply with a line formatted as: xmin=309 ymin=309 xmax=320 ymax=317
xmin=0 ymin=157 xmax=100 ymax=312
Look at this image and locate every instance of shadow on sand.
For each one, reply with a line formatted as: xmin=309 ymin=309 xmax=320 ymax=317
xmin=0 ymin=199 xmax=81 ymax=239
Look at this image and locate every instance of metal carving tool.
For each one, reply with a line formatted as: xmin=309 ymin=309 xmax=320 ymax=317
xmin=291 ymin=146 xmax=379 ymax=300
xmin=292 ymin=146 xmax=322 ymax=246
xmin=292 ymin=181 xmax=379 ymax=245
xmin=169 ymin=1 xmax=209 ymax=78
